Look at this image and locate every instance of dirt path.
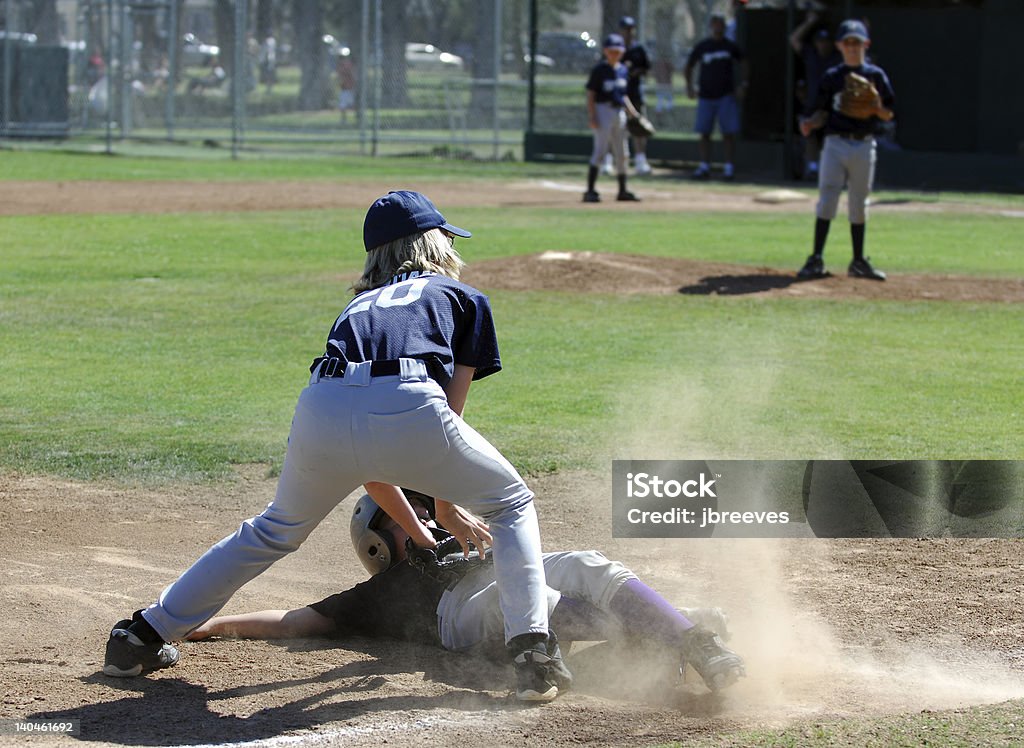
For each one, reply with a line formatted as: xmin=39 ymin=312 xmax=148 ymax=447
xmin=2 ymin=177 xmax=1021 ymax=217
xmin=2 ymin=469 xmax=1023 ymax=747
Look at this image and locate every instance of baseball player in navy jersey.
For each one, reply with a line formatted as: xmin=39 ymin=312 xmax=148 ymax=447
xmin=103 ymin=190 xmax=572 ymax=702
xmin=797 ymin=20 xmax=895 ymax=281
xmin=684 ymin=14 xmax=749 ymax=181
xmin=619 ymin=16 xmax=653 ymax=176
xmin=584 ymin=33 xmax=641 ymax=203
xmin=185 ymin=492 xmax=747 ymax=694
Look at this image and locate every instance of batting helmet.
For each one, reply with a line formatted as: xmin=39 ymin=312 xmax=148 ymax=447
xmin=349 ymin=490 xmax=436 ymax=575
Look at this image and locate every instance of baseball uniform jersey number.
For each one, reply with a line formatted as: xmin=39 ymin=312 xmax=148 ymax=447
xmin=336 ymin=276 xmax=430 ymax=324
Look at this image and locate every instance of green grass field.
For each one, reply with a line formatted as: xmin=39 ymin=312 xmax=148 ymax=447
xmin=1 ymin=157 xmax=1021 ymax=483
xmin=1 ymin=151 xmax=1023 ymax=746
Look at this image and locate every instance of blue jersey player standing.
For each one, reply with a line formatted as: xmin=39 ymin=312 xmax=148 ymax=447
xmin=797 ymin=19 xmax=895 ymax=281
xmin=103 ymin=190 xmax=572 ymax=703
xmin=584 ymin=33 xmax=641 ymax=203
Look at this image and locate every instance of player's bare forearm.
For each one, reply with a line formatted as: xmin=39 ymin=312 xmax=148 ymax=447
xmin=186 ymin=608 xmax=333 ymax=640
xmin=586 ymin=91 xmax=598 ymax=128
xmin=365 ymin=482 xmax=436 ymax=548
xmin=625 ymin=97 xmax=640 ymax=119
xmin=443 ymin=364 xmax=475 ymax=416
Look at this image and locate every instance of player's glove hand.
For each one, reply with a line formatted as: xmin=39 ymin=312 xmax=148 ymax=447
xmin=405 ymin=528 xmax=489 ymax=587
xmin=837 ymin=72 xmax=883 ymax=120
xmin=626 ymin=114 xmax=656 ymax=138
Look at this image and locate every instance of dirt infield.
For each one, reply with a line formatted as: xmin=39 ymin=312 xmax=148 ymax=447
xmin=2 ymin=469 xmax=1024 ymax=748
xmin=2 ymin=177 xmax=1022 ymax=746
xmin=5 ymin=176 xmax=1020 ymax=305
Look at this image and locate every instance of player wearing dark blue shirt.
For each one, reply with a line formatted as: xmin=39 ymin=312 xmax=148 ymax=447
xmin=798 ymin=20 xmax=895 ymax=282
xmin=618 ymin=15 xmax=653 ymax=175
xmin=323 ymin=272 xmax=501 ymax=389
xmin=103 ymin=190 xmax=572 ymax=703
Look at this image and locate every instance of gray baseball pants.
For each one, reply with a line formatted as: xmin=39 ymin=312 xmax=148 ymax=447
xmin=143 ymin=359 xmax=549 ymax=646
xmin=589 ymin=102 xmax=628 ymax=175
xmin=816 ymin=134 xmax=876 ymax=224
xmin=437 ymin=550 xmax=637 ymax=652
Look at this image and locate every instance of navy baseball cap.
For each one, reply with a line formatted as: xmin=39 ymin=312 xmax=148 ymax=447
xmin=619 ymin=15 xmax=636 ymax=28
xmin=363 ymin=190 xmax=471 ymax=252
xmin=603 ymin=33 xmax=626 ymax=50
xmin=837 ymin=19 xmax=869 ymax=42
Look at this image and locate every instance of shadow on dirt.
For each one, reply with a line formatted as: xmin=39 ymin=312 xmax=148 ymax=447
xmin=679 ymin=272 xmax=801 ymax=295
xmin=33 ymin=638 xmax=727 ymax=745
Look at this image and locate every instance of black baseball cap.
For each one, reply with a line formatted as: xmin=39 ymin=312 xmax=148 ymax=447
xmin=603 ymin=33 xmax=626 ymax=50
xmin=363 ymin=191 xmax=471 ymax=252
xmin=619 ymin=15 xmax=636 ymax=29
xmin=837 ymin=19 xmax=869 ymax=42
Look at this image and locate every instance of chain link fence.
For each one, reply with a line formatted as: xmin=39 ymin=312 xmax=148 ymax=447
xmin=0 ymin=0 xmax=723 ymax=159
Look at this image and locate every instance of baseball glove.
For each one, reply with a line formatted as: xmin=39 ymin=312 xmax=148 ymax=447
xmin=838 ymin=72 xmax=882 ymax=120
xmin=405 ymin=528 xmax=490 ymax=587
xmin=627 ymin=114 xmax=656 ymax=138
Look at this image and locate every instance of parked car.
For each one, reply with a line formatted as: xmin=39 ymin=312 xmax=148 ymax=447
xmin=537 ymin=31 xmax=599 ymax=73
xmin=0 ymin=31 xmax=38 ymax=44
xmin=405 ymin=42 xmax=464 ymax=71
xmin=503 ymin=48 xmax=555 ymax=74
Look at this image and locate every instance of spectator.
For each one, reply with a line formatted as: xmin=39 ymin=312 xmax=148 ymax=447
xmin=258 ymin=35 xmax=277 ymax=94
xmin=87 ymin=45 xmax=106 ymax=87
xmin=684 ymin=14 xmax=749 ymax=181
xmin=725 ymin=0 xmax=748 ymax=43
xmin=790 ymin=10 xmax=841 ymax=180
xmin=337 ymin=55 xmax=357 ymax=124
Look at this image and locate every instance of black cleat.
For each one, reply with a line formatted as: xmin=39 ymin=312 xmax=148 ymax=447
xmin=510 ymin=631 xmax=573 ymax=702
xmin=616 ymin=191 xmax=640 ymax=202
xmin=582 ymin=190 xmax=601 ymax=203
xmin=797 ymin=254 xmax=828 ymax=279
xmin=103 ymin=618 xmax=179 ymax=677
xmin=848 ymin=257 xmax=886 ymax=281
xmin=680 ymin=625 xmax=746 ymax=692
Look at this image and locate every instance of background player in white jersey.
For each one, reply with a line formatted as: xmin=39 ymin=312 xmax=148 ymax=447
xmin=797 ymin=20 xmax=895 ymax=281
xmin=186 ymin=492 xmax=746 ymax=695
xmin=103 ymin=190 xmax=571 ymax=702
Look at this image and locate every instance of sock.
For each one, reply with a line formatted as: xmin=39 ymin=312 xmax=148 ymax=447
xmin=851 ymin=223 xmax=866 ymax=260
xmin=549 ymin=596 xmax=621 ymax=642
xmin=128 ymin=612 xmax=164 ymax=645
xmin=813 ymin=217 xmax=831 ymax=257
xmin=607 ymin=578 xmax=695 ymax=646
xmin=617 ymin=174 xmax=628 ymax=194
xmin=587 ymin=165 xmax=598 ymax=192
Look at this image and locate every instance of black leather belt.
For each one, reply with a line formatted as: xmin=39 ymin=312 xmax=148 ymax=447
xmin=311 ymin=356 xmax=403 ymax=378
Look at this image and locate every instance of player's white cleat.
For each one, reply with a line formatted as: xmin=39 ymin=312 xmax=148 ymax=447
xmin=634 ymin=154 xmax=653 ymax=175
